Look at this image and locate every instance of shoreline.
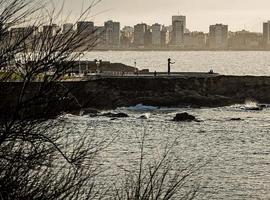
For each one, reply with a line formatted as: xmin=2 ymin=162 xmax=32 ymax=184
xmin=2 ymin=74 xmax=270 ymax=119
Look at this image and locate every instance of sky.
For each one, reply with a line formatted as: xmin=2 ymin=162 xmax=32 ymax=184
xmin=63 ymin=0 xmax=270 ymax=32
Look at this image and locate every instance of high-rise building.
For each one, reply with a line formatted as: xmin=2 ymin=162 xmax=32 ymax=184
xmin=43 ymin=24 xmax=60 ymax=37
xmin=171 ymin=16 xmax=185 ymax=47
xmin=104 ymin=20 xmax=120 ymax=47
xmin=122 ymin=26 xmax=134 ymax=40
xmin=144 ymin=27 xmax=152 ymax=47
xmin=63 ymin=23 xmax=74 ymax=34
xmin=94 ymin=26 xmax=106 ymax=48
xmin=77 ymin=21 xmax=94 ymax=35
xmin=209 ymin=24 xmax=228 ymax=49
xmin=172 ymin=16 xmax=186 ymax=31
xmin=151 ymin=23 xmax=161 ymax=46
xmin=263 ymin=21 xmax=270 ymax=48
xmin=229 ymin=30 xmax=262 ymax=49
xmin=161 ymin=26 xmax=168 ymax=47
xmin=121 ymin=26 xmax=134 ymax=48
xmin=134 ymin=23 xmax=147 ymax=47
xmin=184 ymin=32 xmax=206 ymax=49
xmin=10 ymin=26 xmax=38 ymax=38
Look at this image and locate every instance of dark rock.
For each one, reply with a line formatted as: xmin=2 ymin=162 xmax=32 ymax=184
xmin=245 ymin=107 xmax=263 ymax=111
xmin=100 ymin=112 xmax=113 ymax=117
xmin=68 ymin=110 xmax=81 ymax=116
xmin=230 ymin=118 xmax=242 ymax=121
xmin=139 ymin=115 xmax=148 ymax=119
xmin=112 ymin=113 xmax=129 ymax=118
xmin=101 ymin=112 xmax=129 ymax=118
xmin=258 ymin=104 xmax=267 ymax=108
xmin=173 ymin=112 xmax=197 ymax=122
xmin=81 ymin=108 xmax=100 ymax=115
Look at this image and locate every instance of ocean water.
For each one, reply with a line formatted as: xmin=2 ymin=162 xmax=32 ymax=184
xmin=66 ymin=51 xmax=270 ymax=198
xmin=84 ymin=51 xmax=270 ymax=75
xmin=61 ymin=103 xmax=270 ymax=200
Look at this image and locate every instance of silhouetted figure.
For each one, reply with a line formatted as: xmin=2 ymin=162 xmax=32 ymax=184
xmin=99 ymin=60 xmax=103 ymax=73
xmin=168 ymin=58 xmax=175 ymax=75
xmin=154 ymin=71 xmax=157 ymax=77
xmin=135 ymin=68 xmax=139 ymax=76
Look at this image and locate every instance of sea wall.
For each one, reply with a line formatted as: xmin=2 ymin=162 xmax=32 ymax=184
xmin=65 ymin=75 xmax=270 ymax=109
xmin=2 ymin=75 xmax=270 ymax=117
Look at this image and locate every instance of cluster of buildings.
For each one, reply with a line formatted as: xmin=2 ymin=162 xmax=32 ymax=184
xmin=8 ymin=16 xmax=270 ymax=50
xmin=122 ymin=17 xmax=267 ymax=50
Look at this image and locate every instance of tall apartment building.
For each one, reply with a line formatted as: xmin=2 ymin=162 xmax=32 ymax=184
xmin=62 ymin=23 xmax=74 ymax=34
xmin=120 ymin=26 xmax=134 ymax=48
xmin=43 ymin=24 xmax=61 ymax=37
xmin=134 ymin=23 xmax=147 ymax=47
xmin=144 ymin=28 xmax=152 ymax=47
xmin=151 ymin=23 xmax=161 ymax=46
xmin=161 ymin=26 xmax=168 ymax=47
xmin=263 ymin=21 xmax=270 ymax=48
xmin=209 ymin=24 xmax=228 ymax=49
xmin=184 ymin=32 xmax=206 ymax=49
xmin=229 ymin=30 xmax=262 ymax=49
xmin=104 ymin=20 xmax=120 ymax=47
xmin=10 ymin=26 xmax=38 ymax=38
xmin=94 ymin=26 xmax=106 ymax=48
xmin=122 ymin=26 xmax=134 ymax=40
xmin=77 ymin=21 xmax=94 ymax=35
xmin=172 ymin=16 xmax=186 ymax=29
xmin=171 ymin=16 xmax=185 ymax=47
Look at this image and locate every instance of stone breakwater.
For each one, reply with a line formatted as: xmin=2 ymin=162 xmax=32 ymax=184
xmin=1 ymin=75 xmax=270 ymax=118
xmin=68 ymin=75 xmax=270 ymax=109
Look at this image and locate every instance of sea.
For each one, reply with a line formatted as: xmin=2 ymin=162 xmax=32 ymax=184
xmin=84 ymin=51 xmax=270 ymax=76
xmin=65 ymin=51 xmax=270 ymax=199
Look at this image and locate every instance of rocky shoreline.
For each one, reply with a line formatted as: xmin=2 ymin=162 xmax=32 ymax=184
xmin=1 ymin=75 xmax=270 ymax=119
xmin=68 ymin=75 xmax=270 ymax=109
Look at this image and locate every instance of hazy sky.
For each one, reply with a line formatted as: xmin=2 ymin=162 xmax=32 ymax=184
xmin=63 ymin=0 xmax=270 ymax=32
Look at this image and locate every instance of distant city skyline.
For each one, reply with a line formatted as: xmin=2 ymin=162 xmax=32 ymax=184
xmin=64 ymin=0 xmax=270 ymax=32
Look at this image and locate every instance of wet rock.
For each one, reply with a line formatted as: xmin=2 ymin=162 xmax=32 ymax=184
xmin=139 ymin=115 xmax=148 ymax=119
xmin=138 ymin=113 xmax=150 ymax=119
xmin=112 ymin=113 xmax=129 ymax=118
xmin=100 ymin=112 xmax=113 ymax=117
xmin=68 ymin=110 xmax=81 ymax=116
xmin=245 ymin=107 xmax=263 ymax=111
xmin=173 ymin=112 xmax=197 ymax=122
xmin=230 ymin=118 xmax=242 ymax=121
xmin=81 ymin=108 xmax=100 ymax=116
xmin=258 ymin=104 xmax=270 ymax=109
xmin=101 ymin=112 xmax=129 ymax=118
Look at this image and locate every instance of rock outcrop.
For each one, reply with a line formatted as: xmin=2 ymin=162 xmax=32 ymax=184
xmin=173 ymin=113 xmax=198 ymax=122
xmin=230 ymin=118 xmax=242 ymax=121
xmin=100 ymin=112 xmax=129 ymax=118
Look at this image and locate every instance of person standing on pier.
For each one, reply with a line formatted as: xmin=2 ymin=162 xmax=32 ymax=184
xmin=168 ymin=58 xmax=175 ymax=75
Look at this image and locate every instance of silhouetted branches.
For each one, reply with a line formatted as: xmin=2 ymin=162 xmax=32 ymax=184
xmin=111 ymin=130 xmax=203 ymax=200
xmin=0 ymin=0 xmax=204 ymax=199
xmin=0 ymin=0 xmax=107 ymax=199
